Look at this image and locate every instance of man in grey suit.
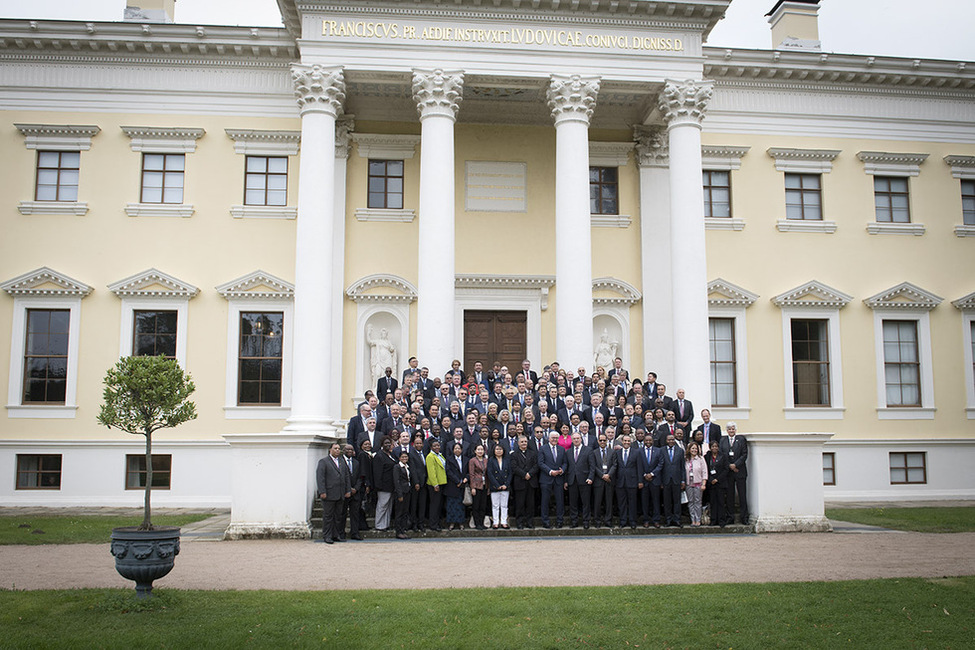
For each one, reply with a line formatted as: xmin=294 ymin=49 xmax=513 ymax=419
xmin=317 ymin=442 xmax=351 ymax=544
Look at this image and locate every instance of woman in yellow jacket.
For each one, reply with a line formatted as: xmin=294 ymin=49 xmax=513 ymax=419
xmin=425 ymin=438 xmax=447 ymax=531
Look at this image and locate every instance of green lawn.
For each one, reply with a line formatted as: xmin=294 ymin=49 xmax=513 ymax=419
xmin=1 ymin=578 xmax=973 ymax=648
xmin=0 ymin=514 xmax=212 ymax=545
xmin=826 ymin=507 xmax=975 ymax=533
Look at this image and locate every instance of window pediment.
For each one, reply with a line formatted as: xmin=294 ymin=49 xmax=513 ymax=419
xmin=217 ymin=271 xmax=294 ymax=301
xmin=864 ymin=282 xmax=943 ymax=311
xmin=589 ymin=142 xmax=633 ymax=167
xmin=346 ymin=274 xmax=417 ymax=304
xmin=108 ymin=268 xmax=199 ymax=299
xmin=953 ymin=290 xmax=975 ymax=311
xmin=708 ymin=278 xmax=759 ymax=307
xmin=122 ymin=126 xmax=205 ymax=153
xmin=16 ymin=123 xmax=100 ymax=151
xmin=592 ymin=277 xmax=641 ymax=306
xmin=353 ymin=134 xmax=420 ymax=160
xmin=1 ymin=267 xmax=92 ymax=297
xmin=858 ymin=151 xmax=928 ymax=176
xmin=225 ymin=129 xmax=300 ymax=156
xmin=767 ymin=147 xmax=840 ymax=173
xmin=772 ymin=280 xmax=852 ymax=309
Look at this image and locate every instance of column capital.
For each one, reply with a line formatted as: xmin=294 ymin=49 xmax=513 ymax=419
xmin=633 ymin=125 xmax=669 ymax=168
xmin=291 ymin=64 xmax=346 ymax=117
xmin=658 ymin=79 xmax=713 ymax=128
xmin=335 ymin=115 xmax=355 ymax=159
xmin=547 ymin=74 xmax=600 ymax=126
xmin=412 ymin=68 xmax=464 ymax=121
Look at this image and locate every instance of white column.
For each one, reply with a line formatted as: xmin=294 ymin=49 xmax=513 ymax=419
xmin=634 ymin=125 xmax=674 ymax=383
xmin=330 ymin=116 xmax=353 ymax=421
xmin=285 ymin=64 xmax=345 ymax=435
xmin=547 ymin=74 xmax=600 ymax=372
xmin=413 ymin=69 xmax=463 ymax=378
xmin=659 ymin=79 xmax=713 ymax=415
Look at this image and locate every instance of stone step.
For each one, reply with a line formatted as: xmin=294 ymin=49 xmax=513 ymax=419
xmin=313 ymin=522 xmax=753 ymax=539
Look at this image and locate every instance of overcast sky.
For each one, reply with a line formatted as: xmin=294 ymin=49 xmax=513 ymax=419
xmin=1 ymin=0 xmax=973 ymax=61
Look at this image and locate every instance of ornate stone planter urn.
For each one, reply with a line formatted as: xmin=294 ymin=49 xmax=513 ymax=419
xmin=110 ymin=526 xmax=181 ymax=599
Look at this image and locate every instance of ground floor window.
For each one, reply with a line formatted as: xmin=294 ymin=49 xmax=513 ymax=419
xmin=822 ymin=452 xmax=836 ymax=486
xmin=125 ymin=454 xmax=172 ymax=490
xmin=16 ymin=454 xmax=62 ymax=489
xmin=889 ymin=452 xmax=926 ymax=485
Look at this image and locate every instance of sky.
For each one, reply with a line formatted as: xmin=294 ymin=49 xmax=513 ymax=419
xmin=1 ymin=0 xmax=973 ymax=62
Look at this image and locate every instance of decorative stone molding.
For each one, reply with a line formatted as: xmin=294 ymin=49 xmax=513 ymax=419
xmin=776 ymin=219 xmax=837 ymax=233
xmin=633 ymin=125 xmax=668 ymax=168
xmin=230 ymin=206 xmax=297 ymax=220
xmin=866 ymin=222 xmax=926 ymax=236
xmin=944 ymin=155 xmax=975 ymax=179
xmin=1 ymin=267 xmax=92 ymax=297
xmin=955 ymin=225 xmax=975 ymax=238
xmin=547 ymin=74 xmax=600 ymax=126
xmin=708 ymin=278 xmax=759 ymax=308
xmin=589 ymin=142 xmax=632 ymax=167
xmin=412 ymin=68 xmax=464 ymax=120
xmin=455 ymin=274 xmax=556 ymax=310
xmin=767 ymin=147 xmax=840 ymax=173
xmin=953 ymin=291 xmax=975 ymax=311
xmin=354 ymin=208 xmax=415 ymax=223
xmin=706 ymin=217 xmax=746 ymax=231
xmin=857 ymin=151 xmax=929 ymax=176
xmin=291 ymin=64 xmax=345 ymax=117
xmin=18 ymin=201 xmax=89 ymax=216
xmin=217 ymin=271 xmax=294 ymax=301
xmin=121 ymin=126 xmax=205 ymax=153
xmin=591 ymin=214 xmax=632 ymax=228
xmin=125 ymin=204 xmax=195 ymax=218
xmin=658 ymin=79 xmax=713 ymax=127
xmin=592 ymin=277 xmax=641 ymax=307
xmin=863 ymin=282 xmax=943 ymax=311
xmin=346 ymin=274 xmax=418 ymax=304
xmin=108 ymin=268 xmax=199 ymax=299
xmin=702 ymin=145 xmax=751 ymax=171
xmin=224 ymin=129 xmax=300 ymax=156
xmin=15 ymin=123 xmax=100 ymax=150
xmin=335 ymin=115 xmax=355 ymax=159
xmin=353 ymin=134 xmax=421 ymax=160
xmin=772 ymin=280 xmax=853 ymax=309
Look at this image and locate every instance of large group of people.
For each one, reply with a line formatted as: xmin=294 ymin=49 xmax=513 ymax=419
xmin=317 ymin=357 xmax=748 ymax=542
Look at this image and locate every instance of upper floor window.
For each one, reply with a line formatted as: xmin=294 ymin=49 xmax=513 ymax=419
xmin=35 ymin=151 xmax=80 ymax=202
xmin=589 ymin=167 xmax=618 ymax=215
xmin=785 ymin=173 xmax=822 ymax=221
xmin=133 ymin=310 xmax=178 ymax=359
xmin=368 ymin=159 xmax=404 ymax=209
xmin=141 ymin=153 xmax=184 ymax=204
xmin=791 ymin=318 xmax=830 ymax=407
xmin=23 ymin=309 xmax=70 ymax=405
xmin=962 ymin=179 xmax=974 ymax=226
xmin=245 ymin=156 xmax=288 ymax=206
xmin=873 ymin=176 xmax=911 ymax=223
xmin=703 ymin=170 xmax=731 ymax=218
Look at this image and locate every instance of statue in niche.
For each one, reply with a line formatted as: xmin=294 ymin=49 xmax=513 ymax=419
xmin=366 ymin=324 xmax=397 ymax=389
xmin=593 ymin=328 xmax=619 ymax=372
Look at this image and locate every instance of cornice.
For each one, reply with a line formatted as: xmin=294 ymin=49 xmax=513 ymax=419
xmin=217 ymin=271 xmax=294 ymax=301
xmin=108 ymin=268 xmax=200 ymax=299
xmin=15 ymin=123 xmax=101 ymax=148
xmin=945 ymin=155 xmax=975 ymax=179
xmin=225 ymin=128 xmax=301 ymax=155
xmin=857 ymin=151 xmax=929 ymax=169
xmin=1 ymin=266 xmax=92 ymax=298
xmin=863 ymin=282 xmax=943 ymax=312
xmin=589 ymin=141 xmax=633 ymax=167
xmin=772 ymin=280 xmax=852 ymax=309
xmin=454 ymin=274 xmax=556 ymax=290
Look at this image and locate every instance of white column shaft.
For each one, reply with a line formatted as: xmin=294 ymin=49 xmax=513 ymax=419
xmin=638 ymin=164 xmax=674 ymax=382
xmin=330 ymin=145 xmax=348 ymax=420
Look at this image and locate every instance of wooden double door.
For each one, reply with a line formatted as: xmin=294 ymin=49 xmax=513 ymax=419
xmin=463 ymin=310 xmax=527 ymax=379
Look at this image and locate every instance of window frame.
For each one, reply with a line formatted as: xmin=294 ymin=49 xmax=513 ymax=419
xmin=962 ymin=178 xmax=975 ymax=227
xmin=243 ymin=155 xmax=289 ymax=207
xmin=706 ymin=280 xmax=756 ymax=421
xmin=870 ymin=309 xmax=936 ymax=420
xmin=132 ymin=309 xmax=179 ymax=359
xmin=708 ymin=316 xmax=738 ymax=408
xmin=881 ymin=319 xmax=921 ymax=408
xmin=125 ymin=454 xmax=172 ymax=490
xmin=889 ymin=451 xmax=926 ymax=485
xmin=790 ymin=317 xmax=832 ymax=408
xmin=872 ymin=175 xmax=911 ymax=223
xmin=961 ymin=303 xmax=975 ymax=420
xmin=140 ymin=152 xmax=185 ymax=205
xmin=16 ymin=454 xmax=63 ymax=490
xmin=367 ymin=159 xmax=405 ymax=210
xmin=589 ymin=166 xmax=620 ymax=216
xmin=784 ymin=172 xmax=823 ymax=221
xmin=236 ymin=310 xmax=285 ymax=407
xmin=34 ymin=150 xmax=81 ymax=202
xmin=778 ymin=305 xmax=846 ymax=420
xmin=822 ymin=451 xmax=835 ymax=486
xmin=21 ymin=308 xmax=71 ymax=406
xmin=702 ymin=169 xmax=732 ymax=219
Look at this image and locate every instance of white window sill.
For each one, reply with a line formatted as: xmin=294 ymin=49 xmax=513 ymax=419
xmin=18 ymin=200 xmax=88 ymax=216
xmin=6 ymin=404 xmax=78 ymax=419
xmin=591 ymin=213 xmax=632 ymax=228
xmin=876 ymin=406 xmax=936 ymax=420
xmin=776 ymin=219 xmax=837 ymax=234
xmin=967 ymin=407 xmax=975 ymax=420
xmin=955 ymin=225 xmax=975 ymax=237
xmin=783 ymin=406 xmax=845 ymax=420
xmin=705 ymin=217 xmax=746 ymax=231
xmin=230 ymin=205 xmax=296 ymax=220
xmin=709 ymin=407 xmax=750 ymax=420
xmin=866 ymin=222 xmax=925 ymax=236
xmin=224 ymin=405 xmax=291 ymax=420
xmin=125 ymin=203 xmax=195 ymax=218
xmin=354 ymin=208 xmax=415 ymax=222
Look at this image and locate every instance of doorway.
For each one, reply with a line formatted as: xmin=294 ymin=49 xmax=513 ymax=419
xmin=463 ymin=310 xmax=527 ymax=380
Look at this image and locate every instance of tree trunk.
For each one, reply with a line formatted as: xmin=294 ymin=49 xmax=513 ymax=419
xmin=142 ymin=432 xmax=153 ymax=530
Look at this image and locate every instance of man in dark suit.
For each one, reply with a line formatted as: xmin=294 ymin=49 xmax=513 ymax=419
xmin=537 ymin=431 xmax=567 ymax=528
xmin=520 ymin=359 xmax=538 ymax=385
xmin=638 ymin=438 xmax=665 ymax=527
xmin=376 ymin=367 xmax=398 ymax=402
xmin=590 ymin=433 xmax=616 ymax=527
xmin=661 ymin=433 xmax=686 ymax=527
xmin=338 ymin=443 xmax=365 ymax=541
xmin=408 ymin=436 xmax=428 ymax=532
xmin=316 ymin=442 xmax=351 ymax=544
xmin=393 ymin=449 xmax=413 ymax=539
xmin=705 ymin=439 xmax=729 ymax=527
xmin=511 ymin=435 xmax=538 ymax=529
xmin=653 ymin=409 xmax=679 ymax=448
xmin=402 ymin=356 xmax=420 ymax=384
xmin=670 ymin=388 xmax=694 ymax=433
xmin=652 ymin=383 xmax=674 ymax=412
xmin=372 ymin=437 xmax=397 ymax=531
xmin=346 ymin=403 xmax=372 ymax=446
xmin=694 ymin=409 xmax=722 ymax=448
xmin=612 ymin=434 xmax=643 ymax=529
xmin=719 ymin=421 xmax=748 ymax=525
xmin=565 ymin=432 xmax=594 ymax=528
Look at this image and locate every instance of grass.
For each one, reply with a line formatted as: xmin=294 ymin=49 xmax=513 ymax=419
xmin=0 ymin=514 xmax=212 ymax=545
xmin=826 ymin=507 xmax=975 ymax=533
xmin=0 ymin=578 xmax=973 ymax=648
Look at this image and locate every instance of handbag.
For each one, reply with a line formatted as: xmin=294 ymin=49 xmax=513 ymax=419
xmin=462 ymin=485 xmax=473 ymax=506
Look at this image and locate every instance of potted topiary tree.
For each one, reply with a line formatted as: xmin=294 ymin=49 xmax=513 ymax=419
xmin=98 ymin=355 xmax=197 ymax=598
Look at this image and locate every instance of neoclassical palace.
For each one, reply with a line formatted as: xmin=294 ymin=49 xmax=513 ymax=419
xmin=1 ymin=0 xmax=973 ymax=535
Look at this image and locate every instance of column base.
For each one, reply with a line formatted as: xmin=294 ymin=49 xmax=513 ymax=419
xmin=224 ymin=521 xmax=312 ymax=540
xmin=753 ymin=515 xmax=833 ymax=533
xmin=282 ymin=417 xmax=338 ymax=435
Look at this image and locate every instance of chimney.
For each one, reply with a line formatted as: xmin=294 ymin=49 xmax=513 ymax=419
xmin=767 ymin=0 xmax=821 ymax=52
xmin=124 ymin=0 xmax=177 ymax=24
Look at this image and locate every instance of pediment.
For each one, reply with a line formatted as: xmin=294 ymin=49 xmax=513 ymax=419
xmin=772 ymin=280 xmax=852 ymax=309
xmin=864 ymin=282 xmax=943 ymax=311
xmin=217 ymin=271 xmax=294 ymax=301
xmin=708 ymin=278 xmax=758 ymax=307
xmin=952 ymin=290 xmax=975 ymax=311
xmin=109 ymin=268 xmax=199 ymax=299
xmin=1 ymin=267 xmax=92 ymax=297
xmin=592 ymin=277 xmax=641 ymax=306
xmin=346 ymin=274 xmax=417 ymax=303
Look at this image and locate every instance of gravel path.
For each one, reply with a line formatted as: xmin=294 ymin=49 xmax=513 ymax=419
xmin=2 ymin=531 xmax=973 ymax=591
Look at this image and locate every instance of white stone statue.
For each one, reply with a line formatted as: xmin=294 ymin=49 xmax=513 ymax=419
xmin=366 ymin=325 xmax=397 ymax=389
xmin=593 ymin=328 xmax=618 ymax=371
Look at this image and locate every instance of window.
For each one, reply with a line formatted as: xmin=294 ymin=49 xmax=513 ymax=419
xmin=703 ymin=170 xmax=731 ymax=218
xmin=791 ymin=319 xmax=830 ymax=407
xmin=589 ymin=167 xmax=618 ymax=215
xmin=785 ymin=173 xmax=822 ymax=220
xmin=889 ymin=452 xmax=926 ymax=485
xmin=126 ymin=454 xmax=172 ymax=490
xmin=244 ymin=156 xmax=288 ymax=206
xmin=238 ymin=311 xmax=284 ymax=405
xmin=16 ymin=454 xmax=62 ymax=489
xmin=882 ymin=320 xmax=920 ymax=407
xmin=367 ymin=159 xmax=403 ymax=209
xmin=23 ymin=309 xmax=70 ymax=405
xmin=873 ymin=176 xmax=910 ymax=223
xmin=962 ymin=179 xmax=975 ymax=226
xmin=822 ymin=452 xmax=835 ymax=486
xmin=709 ymin=317 xmax=737 ymax=407
xmin=35 ymin=151 xmax=80 ymax=202
xmin=141 ymin=153 xmax=184 ymax=204
xmin=130 ymin=310 xmax=178 ymax=358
